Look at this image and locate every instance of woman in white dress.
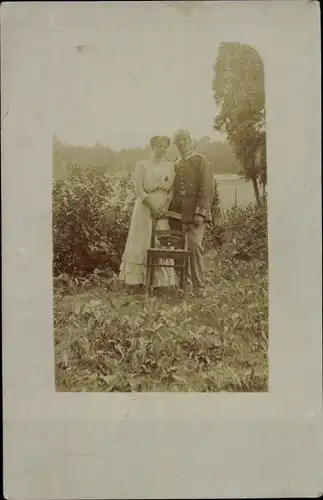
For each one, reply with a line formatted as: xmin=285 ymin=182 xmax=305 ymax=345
xmin=119 ymin=135 xmax=176 ymax=289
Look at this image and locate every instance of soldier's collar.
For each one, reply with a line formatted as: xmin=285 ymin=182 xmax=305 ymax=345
xmin=176 ymin=150 xmax=196 ymax=162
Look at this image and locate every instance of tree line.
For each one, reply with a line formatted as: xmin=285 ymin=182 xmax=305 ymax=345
xmin=53 ymin=135 xmax=243 ymax=180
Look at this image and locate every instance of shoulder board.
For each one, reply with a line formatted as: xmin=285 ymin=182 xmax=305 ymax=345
xmin=186 ymin=152 xmax=205 ymax=161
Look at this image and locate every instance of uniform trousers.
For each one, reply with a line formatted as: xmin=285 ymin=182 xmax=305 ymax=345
xmin=169 ymin=217 xmax=205 ymax=289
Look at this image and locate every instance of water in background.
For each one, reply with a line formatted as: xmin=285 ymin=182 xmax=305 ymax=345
xmin=215 ymin=174 xmax=255 ymax=210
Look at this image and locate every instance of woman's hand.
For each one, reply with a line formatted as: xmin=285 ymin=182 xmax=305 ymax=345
xmin=144 ymin=196 xmax=165 ymax=219
xmin=156 ymin=205 xmax=168 ymax=218
xmin=151 ymin=207 xmax=165 ymax=219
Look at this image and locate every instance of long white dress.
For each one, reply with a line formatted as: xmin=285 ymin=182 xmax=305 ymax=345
xmin=119 ymin=158 xmax=177 ymax=286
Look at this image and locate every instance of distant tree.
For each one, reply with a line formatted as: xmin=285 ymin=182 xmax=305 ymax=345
xmin=196 ymin=138 xmax=242 ymax=175
xmin=52 ymin=135 xmax=243 ymax=180
xmin=212 ymin=42 xmax=266 ymax=205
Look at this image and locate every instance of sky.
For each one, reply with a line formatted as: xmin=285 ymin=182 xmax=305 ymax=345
xmin=50 ymin=2 xmax=226 ymax=150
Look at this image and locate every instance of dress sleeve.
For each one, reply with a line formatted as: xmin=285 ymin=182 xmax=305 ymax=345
xmin=134 ymin=161 xmax=148 ymax=203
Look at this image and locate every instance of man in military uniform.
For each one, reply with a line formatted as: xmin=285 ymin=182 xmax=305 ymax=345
xmin=169 ymin=130 xmax=214 ymax=294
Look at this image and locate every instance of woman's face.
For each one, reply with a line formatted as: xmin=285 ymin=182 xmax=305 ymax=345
xmin=153 ymin=140 xmax=169 ymax=159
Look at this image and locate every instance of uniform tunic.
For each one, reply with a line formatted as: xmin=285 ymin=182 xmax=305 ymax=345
xmin=169 ymin=152 xmax=213 ymax=223
xmin=169 ymin=151 xmax=214 ymax=289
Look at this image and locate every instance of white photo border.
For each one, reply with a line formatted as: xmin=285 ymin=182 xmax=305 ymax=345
xmin=2 ymin=1 xmax=322 ymax=498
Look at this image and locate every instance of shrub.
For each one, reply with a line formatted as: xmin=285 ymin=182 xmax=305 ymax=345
xmin=53 ymin=165 xmax=135 ymax=277
xmin=210 ymin=176 xmax=221 ymax=223
xmin=207 ymin=198 xmax=267 ymax=262
xmin=53 ymin=164 xmax=267 ymax=278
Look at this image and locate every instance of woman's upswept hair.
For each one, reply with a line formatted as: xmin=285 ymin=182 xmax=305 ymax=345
xmin=150 ymin=135 xmax=171 ymax=148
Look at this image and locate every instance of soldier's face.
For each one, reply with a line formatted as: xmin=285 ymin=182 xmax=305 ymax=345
xmin=175 ymin=137 xmax=190 ymax=157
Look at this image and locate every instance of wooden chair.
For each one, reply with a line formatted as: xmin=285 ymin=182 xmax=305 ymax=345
xmin=146 ymin=211 xmax=191 ymax=295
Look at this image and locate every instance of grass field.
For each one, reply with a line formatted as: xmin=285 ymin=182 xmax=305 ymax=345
xmin=54 ymin=246 xmax=268 ymax=393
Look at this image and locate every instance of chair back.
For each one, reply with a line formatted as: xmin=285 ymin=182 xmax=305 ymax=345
xmin=150 ymin=212 xmax=186 ymax=250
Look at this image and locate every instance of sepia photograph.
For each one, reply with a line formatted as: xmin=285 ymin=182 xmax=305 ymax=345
xmin=3 ymin=2 xmax=322 ymax=498
xmin=53 ymin=3 xmax=268 ymax=393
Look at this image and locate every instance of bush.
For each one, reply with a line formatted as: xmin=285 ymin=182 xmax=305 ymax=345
xmin=210 ymin=177 xmax=221 ymax=223
xmin=53 ymin=165 xmax=135 ymax=277
xmin=53 ymin=165 xmax=266 ymax=278
xmin=207 ymin=198 xmax=267 ymax=262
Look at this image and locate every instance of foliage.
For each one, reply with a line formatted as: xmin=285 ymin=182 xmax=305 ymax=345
xmin=53 ymin=166 xmax=223 ymax=277
xmin=53 ymin=165 xmax=135 ymax=276
xmin=53 ymin=164 xmax=268 ymax=393
xmin=54 ymin=193 xmax=268 ymax=392
xmin=207 ymin=198 xmax=268 ymax=263
xmin=53 ymin=136 xmax=242 ymax=180
xmin=210 ymin=176 xmax=221 ymax=222
xmin=54 ymin=252 xmax=268 ymax=392
xmin=53 ymin=163 xmax=266 ymax=277
xmin=212 ymin=43 xmax=266 ymax=204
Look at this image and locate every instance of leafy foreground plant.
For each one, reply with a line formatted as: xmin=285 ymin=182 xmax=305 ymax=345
xmin=54 ymin=251 xmax=268 ymax=392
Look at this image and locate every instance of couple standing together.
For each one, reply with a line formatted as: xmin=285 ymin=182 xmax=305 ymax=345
xmin=119 ymin=130 xmax=214 ymax=294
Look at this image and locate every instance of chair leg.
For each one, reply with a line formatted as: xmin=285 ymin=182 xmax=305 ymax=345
xmin=179 ymin=260 xmax=185 ymax=290
xmin=146 ymin=255 xmax=151 ymax=295
xmin=149 ymin=257 xmax=154 ymax=295
xmin=183 ymin=257 xmax=189 ymax=295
